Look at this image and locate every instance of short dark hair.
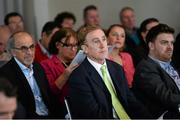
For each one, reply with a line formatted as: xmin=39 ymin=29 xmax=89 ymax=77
xmin=41 ymin=21 xmax=57 ymax=36
xmin=54 ymin=12 xmax=76 ymax=28
xmin=4 ymin=12 xmax=23 ymax=25
xmin=139 ymin=18 xmax=159 ymax=33
xmin=120 ymin=6 xmax=134 ymax=21
xmin=49 ymin=28 xmax=77 ymax=54
xmin=146 ymin=23 xmax=174 ymax=44
xmin=83 ymin=5 xmax=97 ymax=19
xmin=0 ymin=76 xmax=17 ymax=97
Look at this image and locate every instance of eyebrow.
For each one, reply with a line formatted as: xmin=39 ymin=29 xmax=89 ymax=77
xmin=17 ymin=44 xmax=34 ymax=47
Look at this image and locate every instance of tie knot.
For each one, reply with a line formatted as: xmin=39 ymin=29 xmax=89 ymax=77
xmin=101 ymin=65 xmax=107 ymax=75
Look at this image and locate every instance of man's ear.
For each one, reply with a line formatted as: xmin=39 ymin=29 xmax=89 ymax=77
xmin=81 ymin=45 xmax=88 ymax=54
xmin=148 ymin=42 xmax=154 ymax=50
xmin=41 ymin=32 xmax=47 ymax=40
xmin=10 ymin=49 xmax=16 ymax=57
xmin=141 ymin=32 xmax=146 ymax=41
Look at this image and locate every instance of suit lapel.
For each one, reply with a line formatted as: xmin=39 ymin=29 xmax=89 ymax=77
xmin=33 ymin=63 xmax=48 ymax=100
xmin=106 ymin=60 xmax=125 ymax=100
xmin=11 ymin=58 xmax=35 ymax=102
xmin=147 ymin=57 xmax=180 ymax=93
xmin=83 ymin=58 xmax=110 ymax=94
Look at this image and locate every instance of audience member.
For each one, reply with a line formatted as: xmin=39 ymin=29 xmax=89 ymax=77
xmin=35 ymin=21 xmax=59 ymax=63
xmin=41 ymin=28 xmax=78 ymax=117
xmin=0 ymin=25 xmax=11 ymax=67
xmin=132 ymin=24 xmax=180 ymax=119
xmin=119 ymin=7 xmax=141 ymax=66
xmin=134 ymin=18 xmax=159 ymax=65
xmin=4 ymin=12 xmax=24 ymax=34
xmin=120 ymin=6 xmax=140 ymax=47
xmin=0 ymin=76 xmax=17 ymax=119
xmin=54 ymin=12 xmax=76 ymax=29
xmin=68 ymin=26 xmax=151 ymax=119
xmin=0 ymin=31 xmax=60 ymax=118
xmin=83 ymin=5 xmax=100 ymax=27
xmin=107 ymin=24 xmax=135 ymax=88
xmin=172 ymin=33 xmax=180 ymax=70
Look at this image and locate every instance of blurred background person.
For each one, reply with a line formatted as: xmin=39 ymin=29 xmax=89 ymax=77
xmin=4 ymin=12 xmax=24 ymax=34
xmin=0 ymin=25 xmax=11 ymax=67
xmin=120 ymin=7 xmax=140 ymax=47
xmin=119 ymin=7 xmax=142 ymax=66
xmin=172 ymin=33 xmax=180 ymax=70
xmin=0 ymin=76 xmax=17 ymax=120
xmin=35 ymin=21 xmax=59 ymax=63
xmin=134 ymin=18 xmax=159 ymax=66
xmin=41 ymin=28 xmax=78 ymax=117
xmin=107 ymin=24 xmax=135 ymax=88
xmin=83 ymin=5 xmax=100 ymax=27
xmin=54 ymin=12 xmax=76 ymax=29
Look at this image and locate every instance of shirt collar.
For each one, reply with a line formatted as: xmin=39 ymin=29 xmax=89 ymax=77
xmin=149 ymin=55 xmax=171 ymax=69
xmin=14 ymin=57 xmax=33 ymax=71
xmin=87 ymin=57 xmax=106 ymax=71
xmin=38 ymin=40 xmax=51 ymax=57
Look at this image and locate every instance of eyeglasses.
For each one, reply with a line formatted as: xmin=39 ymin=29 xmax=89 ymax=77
xmin=13 ymin=44 xmax=35 ymax=52
xmin=59 ymin=41 xmax=78 ymax=49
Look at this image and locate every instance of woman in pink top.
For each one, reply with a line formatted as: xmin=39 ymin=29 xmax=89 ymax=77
xmin=106 ymin=24 xmax=135 ymax=88
xmin=41 ymin=28 xmax=78 ymax=117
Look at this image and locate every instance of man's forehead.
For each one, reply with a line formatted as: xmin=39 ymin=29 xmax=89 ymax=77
xmin=14 ymin=33 xmax=34 ymax=45
xmin=86 ymin=30 xmax=104 ymax=40
xmin=155 ymin=33 xmax=174 ymax=41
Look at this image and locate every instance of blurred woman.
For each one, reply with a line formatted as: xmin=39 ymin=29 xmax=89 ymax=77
xmin=107 ymin=24 xmax=135 ymax=88
xmin=41 ymin=28 xmax=78 ymax=117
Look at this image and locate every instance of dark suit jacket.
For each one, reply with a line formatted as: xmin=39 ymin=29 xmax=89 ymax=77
xmin=0 ymin=58 xmax=60 ymax=118
xmin=132 ymin=57 xmax=180 ymax=119
xmin=68 ymin=58 xmax=151 ymax=119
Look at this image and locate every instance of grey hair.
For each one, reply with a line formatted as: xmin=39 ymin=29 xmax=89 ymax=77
xmin=6 ymin=35 xmax=15 ymax=53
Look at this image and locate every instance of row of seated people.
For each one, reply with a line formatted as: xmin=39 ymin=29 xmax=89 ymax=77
xmin=0 ymin=5 xmax=180 ymax=119
xmin=0 ymin=23 xmax=180 ymax=119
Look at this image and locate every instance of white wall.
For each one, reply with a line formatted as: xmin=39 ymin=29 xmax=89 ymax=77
xmin=33 ymin=0 xmax=49 ymax=39
xmin=47 ymin=0 xmax=180 ymax=33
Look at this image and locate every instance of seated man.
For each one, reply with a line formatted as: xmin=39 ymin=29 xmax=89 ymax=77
xmin=0 ymin=31 xmax=60 ymax=118
xmin=68 ymin=26 xmax=151 ymax=119
xmin=0 ymin=77 xmax=17 ymax=119
xmin=134 ymin=18 xmax=159 ymax=64
xmin=35 ymin=21 xmax=59 ymax=63
xmin=0 ymin=25 xmax=11 ymax=67
xmin=54 ymin=12 xmax=76 ymax=29
xmin=132 ymin=24 xmax=180 ymax=119
xmin=4 ymin=12 xmax=24 ymax=34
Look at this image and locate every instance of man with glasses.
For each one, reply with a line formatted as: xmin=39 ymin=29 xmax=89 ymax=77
xmin=0 ymin=31 xmax=60 ymax=118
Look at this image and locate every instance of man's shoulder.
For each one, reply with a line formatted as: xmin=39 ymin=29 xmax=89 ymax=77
xmin=136 ymin=58 xmax=161 ymax=73
xmin=1 ymin=58 xmax=14 ymax=70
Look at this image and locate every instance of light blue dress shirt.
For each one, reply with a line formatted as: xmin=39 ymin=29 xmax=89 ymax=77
xmin=14 ymin=57 xmax=49 ymax=116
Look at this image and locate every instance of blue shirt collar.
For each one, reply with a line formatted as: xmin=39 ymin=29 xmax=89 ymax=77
xmin=14 ymin=57 xmax=33 ymax=71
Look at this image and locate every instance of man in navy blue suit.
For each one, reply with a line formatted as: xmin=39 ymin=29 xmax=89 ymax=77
xmin=68 ymin=26 xmax=151 ymax=119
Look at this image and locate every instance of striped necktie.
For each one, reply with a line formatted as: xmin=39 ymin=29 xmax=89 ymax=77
xmin=165 ymin=64 xmax=180 ymax=90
